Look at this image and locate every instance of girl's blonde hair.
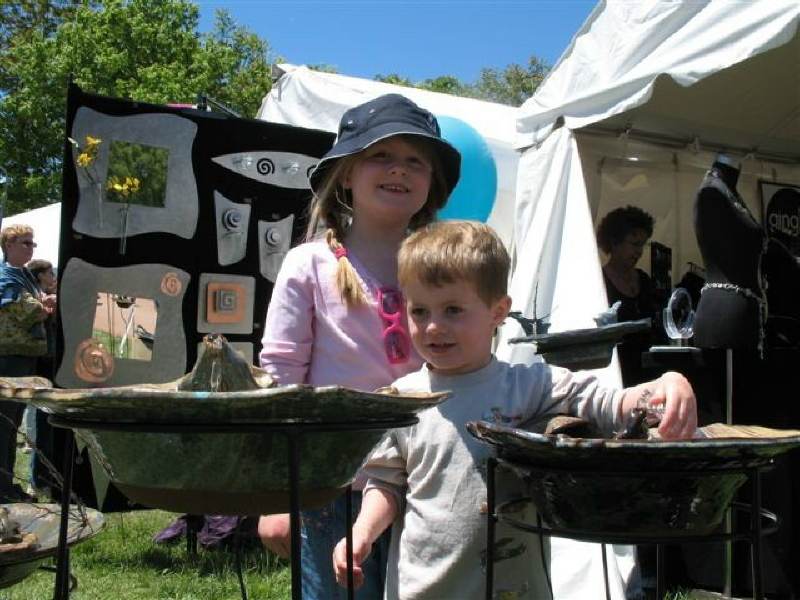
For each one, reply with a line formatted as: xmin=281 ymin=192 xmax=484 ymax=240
xmin=306 ymin=135 xmax=450 ymax=307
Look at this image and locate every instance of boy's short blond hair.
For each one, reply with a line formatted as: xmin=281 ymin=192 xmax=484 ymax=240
xmin=398 ymin=221 xmax=509 ymax=306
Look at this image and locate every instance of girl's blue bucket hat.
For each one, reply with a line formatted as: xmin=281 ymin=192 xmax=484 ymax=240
xmin=309 ymin=94 xmax=461 ymax=196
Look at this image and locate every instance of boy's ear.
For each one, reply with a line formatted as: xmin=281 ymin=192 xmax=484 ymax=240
xmin=491 ymin=295 xmax=512 ymax=328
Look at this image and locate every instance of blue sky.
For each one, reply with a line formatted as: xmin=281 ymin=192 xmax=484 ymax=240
xmin=197 ymin=1 xmax=597 ymax=83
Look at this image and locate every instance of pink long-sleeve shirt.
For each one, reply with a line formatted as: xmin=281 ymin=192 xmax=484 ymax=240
xmin=259 ymin=240 xmax=422 ymax=390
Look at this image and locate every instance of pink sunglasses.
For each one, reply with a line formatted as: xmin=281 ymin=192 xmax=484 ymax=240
xmin=377 ymin=287 xmax=410 ymax=365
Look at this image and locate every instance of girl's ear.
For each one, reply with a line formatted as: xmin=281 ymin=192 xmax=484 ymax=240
xmin=342 ymin=164 xmax=353 ymax=190
xmin=491 ymin=295 xmax=512 ymax=328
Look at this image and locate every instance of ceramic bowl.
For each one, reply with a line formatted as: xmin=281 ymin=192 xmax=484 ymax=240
xmin=467 ymin=421 xmax=800 ymax=538
xmin=0 ymin=503 xmax=104 ymax=588
xmin=1 ymin=381 xmax=447 ymax=515
xmin=508 ymin=319 xmax=651 ymax=370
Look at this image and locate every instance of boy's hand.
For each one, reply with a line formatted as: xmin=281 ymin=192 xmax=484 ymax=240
xmin=648 ymin=371 xmax=697 ymax=439
xmin=623 ymin=371 xmax=697 ymax=439
xmin=332 ymin=527 xmax=373 ymax=590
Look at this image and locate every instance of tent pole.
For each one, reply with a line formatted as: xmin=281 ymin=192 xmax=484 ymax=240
xmin=723 ymin=348 xmax=733 ymax=598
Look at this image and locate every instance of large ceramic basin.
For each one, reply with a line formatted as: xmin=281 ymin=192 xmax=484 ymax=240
xmin=2 ymin=382 xmax=447 ymax=515
xmin=0 ymin=335 xmax=448 ymax=515
xmin=468 ymin=421 xmax=800 ymax=538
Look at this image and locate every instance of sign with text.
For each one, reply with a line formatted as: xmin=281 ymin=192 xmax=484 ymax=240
xmin=761 ymin=181 xmax=800 ymax=258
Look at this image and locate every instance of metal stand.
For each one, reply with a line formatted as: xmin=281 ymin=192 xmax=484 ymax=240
xmin=54 ymin=431 xmax=75 ymax=600
xmin=485 ymin=457 xmax=777 ymax=600
xmin=49 ymin=415 xmax=418 ymax=600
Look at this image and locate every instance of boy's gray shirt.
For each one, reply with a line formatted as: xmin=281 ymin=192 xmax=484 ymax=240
xmin=363 ymin=357 xmax=623 ymax=600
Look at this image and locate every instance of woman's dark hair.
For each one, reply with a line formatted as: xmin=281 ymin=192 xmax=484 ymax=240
xmin=596 ymin=205 xmax=654 ymax=253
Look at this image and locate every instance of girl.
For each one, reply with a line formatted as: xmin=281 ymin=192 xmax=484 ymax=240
xmin=258 ymin=94 xmax=461 ymax=599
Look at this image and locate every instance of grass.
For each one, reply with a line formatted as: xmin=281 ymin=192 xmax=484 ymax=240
xmin=0 ymin=507 xmax=705 ymax=600
xmin=8 ymin=432 xmax=291 ymax=599
xmin=5 ymin=510 xmax=291 ymax=599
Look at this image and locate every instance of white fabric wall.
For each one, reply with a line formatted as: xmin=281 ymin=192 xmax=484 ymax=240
xmin=496 ymin=129 xmax=617 ymax=379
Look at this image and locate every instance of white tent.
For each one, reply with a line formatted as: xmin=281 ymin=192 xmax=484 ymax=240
xmin=491 ymin=2 xmax=800 ymax=597
xmin=498 ymin=0 xmax=800 ymax=359
xmin=258 ymin=64 xmax=520 ymax=245
xmin=2 ymin=202 xmax=61 ymax=267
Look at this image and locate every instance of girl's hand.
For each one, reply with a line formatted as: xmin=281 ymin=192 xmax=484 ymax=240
xmin=41 ymin=294 xmax=57 ymax=313
xmin=257 ymin=514 xmax=291 ymax=559
xmin=332 ymin=526 xmax=373 ymax=590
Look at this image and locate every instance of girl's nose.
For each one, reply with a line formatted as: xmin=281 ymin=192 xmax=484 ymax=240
xmin=387 ymin=159 xmax=408 ymax=175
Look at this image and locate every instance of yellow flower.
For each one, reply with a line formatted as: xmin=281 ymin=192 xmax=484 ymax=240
xmin=107 ymin=175 xmax=141 ymax=198
xmin=74 ymin=135 xmax=101 ymax=170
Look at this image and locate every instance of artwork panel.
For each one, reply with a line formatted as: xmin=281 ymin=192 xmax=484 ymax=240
xmin=70 ymin=107 xmax=199 ymax=240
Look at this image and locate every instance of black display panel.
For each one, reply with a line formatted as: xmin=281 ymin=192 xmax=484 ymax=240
xmin=57 ymin=83 xmax=335 ymax=388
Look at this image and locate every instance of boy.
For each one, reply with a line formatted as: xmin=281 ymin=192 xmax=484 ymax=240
xmin=333 ymin=221 xmax=697 ymax=599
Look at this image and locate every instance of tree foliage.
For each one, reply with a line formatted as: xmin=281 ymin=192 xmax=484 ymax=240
xmin=374 ymin=73 xmax=413 ymax=87
xmin=0 ymin=0 xmax=272 ymax=212
xmin=376 ymin=57 xmax=549 ymax=107
xmin=1 ymin=1 xmax=76 ymax=90
xmin=470 ymin=56 xmax=549 ymax=106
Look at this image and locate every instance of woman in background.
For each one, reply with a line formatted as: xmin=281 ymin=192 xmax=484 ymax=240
xmin=0 ymin=225 xmax=53 ymax=500
xmin=597 ymin=205 xmax=656 ymax=386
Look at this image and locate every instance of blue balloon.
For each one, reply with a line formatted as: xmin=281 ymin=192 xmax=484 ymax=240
xmin=436 ymin=116 xmax=498 ymax=223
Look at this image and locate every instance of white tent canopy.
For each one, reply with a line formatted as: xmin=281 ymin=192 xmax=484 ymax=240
xmin=258 ymin=64 xmax=520 ymax=245
xmin=494 ymin=3 xmax=800 ymax=597
xmin=516 ymin=0 xmax=800 ymax=156
xmin=499 ymin=0 xmax=800 ymax=358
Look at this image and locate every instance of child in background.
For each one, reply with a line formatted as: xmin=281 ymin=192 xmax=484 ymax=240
xmin=258 ymin=94 xmax=461 ymax=599
xmin=333 ymin=221 xmax=697 ymax=599
xmin=24 ymin=259 xmax=58 ymax=498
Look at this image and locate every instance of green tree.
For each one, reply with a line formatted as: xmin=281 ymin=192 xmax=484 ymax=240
xmin=373 ymin=56 xmax=549 ymax=108
xmin=0 ymin=0 xmax=272 ymax=212
xmin=374 ymin=73 xmax=413 ymax=88
xmin=469 ymin=56 xmax=549 ymax=106
xmin=307 ymin=63 xmax=338 ymax=74
xmin=0 ymin=0 xmax=90 ymax=89
xmin=418 ymin=75 xmax=467 ymax=97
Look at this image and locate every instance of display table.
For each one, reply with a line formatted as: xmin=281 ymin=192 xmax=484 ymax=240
xmin=49 ymin=414 xmax=419 ymax=600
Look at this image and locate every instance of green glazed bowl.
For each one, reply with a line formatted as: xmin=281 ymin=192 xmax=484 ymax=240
xmin=1 ymin=383 xmax=447 ymax=515
xmin=468 ymin=420 xmax=800 ymax=538
xmin=0 ymin=503 xmax=104 ymax=589
xmin=0 ymin=336 xmax=449 ymax=515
